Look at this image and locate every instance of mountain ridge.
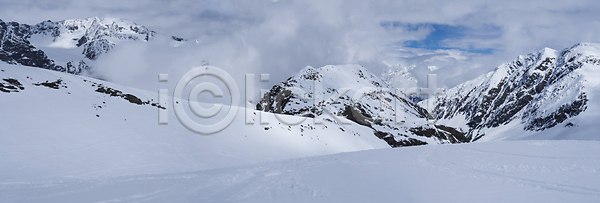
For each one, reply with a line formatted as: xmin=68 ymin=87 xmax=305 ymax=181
xmin=0 ymin=17 xmax=183 ymax=77
xmin=432 ymin=42 xmax=600 ymax=141
xmin=257 ymin=64 xmax=469 ymax=147
xmin=3 ymin=17 xmax=600 ymax=146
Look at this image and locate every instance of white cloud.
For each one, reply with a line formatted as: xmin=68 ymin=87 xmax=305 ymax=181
xmin=428 ymin=66 xmax=438 ymax=72
xmin=1 ymin=0 xmax=600 ymax=89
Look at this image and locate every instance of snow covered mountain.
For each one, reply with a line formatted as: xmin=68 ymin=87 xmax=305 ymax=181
xmin=0 ymin=17 xmax=172 ymax=76
xmin=2 ymin=16 xmax=598 ymax=149
xmin=380 ymin=64 xmax=424 ymax=103
xmin=257 ymin=65 xmax=469 ymax=147
xmin=432 ymin=43 xmax=600 ymax=141
xmin=380 ymin=64 xmax=418 ymax=90
xmin=255 ymin=43 xmax=600 ymax=147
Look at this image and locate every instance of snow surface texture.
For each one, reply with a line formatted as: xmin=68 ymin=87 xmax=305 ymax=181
xmin=1 ymin=140 xmax=599 ymax=202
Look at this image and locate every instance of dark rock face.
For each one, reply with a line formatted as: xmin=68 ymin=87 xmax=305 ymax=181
xmin=76 ymin=36 xmax=88 ymax=47
xmin=524 ymin=93 xmax=587 ymax=131
xmin=0 ymin=20 xmax=61 ymax=72
xmin=83 ymin=39 xmax=113 ymax=60
xmin=0 ymin=78 xmax=24 ymax=93
xmin=172 ymin=36 xmax=185 ymax=42
xmin=93 ymin=84 xmax=163 ymax=108
xmin=66 ymin=61 xmax=91 ymax=75
xmin=34 ymin=79 xmax=67 ymax=89
xmin=408 ymin=125 xmax=469 ymax=144
xmin=95 ymin=85 xmax=146 ymax=105
xmin=374 ymin=131 xmax=428 ymax=147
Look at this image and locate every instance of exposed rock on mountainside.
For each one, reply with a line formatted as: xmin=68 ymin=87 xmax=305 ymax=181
xmin=0 ymin=17 xmax=155 ymax=75
xmin=257 ymin=65 xmax=468 ymax=147
xmin=433 ymin=43 xmax=598 ymax=141
xmin=0 ymin=78 xmax=24 ymax=93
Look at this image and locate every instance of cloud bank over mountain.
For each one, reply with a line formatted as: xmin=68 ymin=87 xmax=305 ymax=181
xmin=2 ymin=0 xmax=600 ymax=89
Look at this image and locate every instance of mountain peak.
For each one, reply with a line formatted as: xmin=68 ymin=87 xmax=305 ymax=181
xmin=561 ymin=42 xmax=600 ymax=61
xmin=0 ymin=17 xmax=160 ymax=76
xmin=570 ymin=42 xmax=600 ymax=49
xmin=381 ymin=64 xmax=418 ymax=90
xmin=434 ymin=42 xmax=598 ymax=141
xmin=59 ymin=16 xmax=143 ymax=30
xmin=539 ymin=47 xmax=558 ymax=59
xmin=293 ymin=64 xmax=386 ymax=90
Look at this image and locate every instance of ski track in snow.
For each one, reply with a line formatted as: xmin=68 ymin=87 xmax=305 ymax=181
xmin=1 ymin=140 xmax=599 ymax=203
xmin=420 ymin=145 xmax=600 ymax=197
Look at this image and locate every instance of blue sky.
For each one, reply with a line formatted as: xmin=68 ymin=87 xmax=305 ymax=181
xmin=381 ymin=22 xmax=500 ymax=54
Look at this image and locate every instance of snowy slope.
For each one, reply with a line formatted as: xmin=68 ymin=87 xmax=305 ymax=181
xmin=0 ymin=63 xmax=389 ymax=180
xmin=2 ymin=140 xmax=599 ymax=202
xmin=432 ymin=43 xmax=600 ymax=141
xmin=257 ymin=65 xmax=468 ymax=147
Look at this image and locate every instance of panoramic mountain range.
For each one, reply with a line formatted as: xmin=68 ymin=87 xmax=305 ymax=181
xmin=257 ymin=43 xmax=600 ymax=144
xmin=2 ymin=17 xmax=600 ymax=149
